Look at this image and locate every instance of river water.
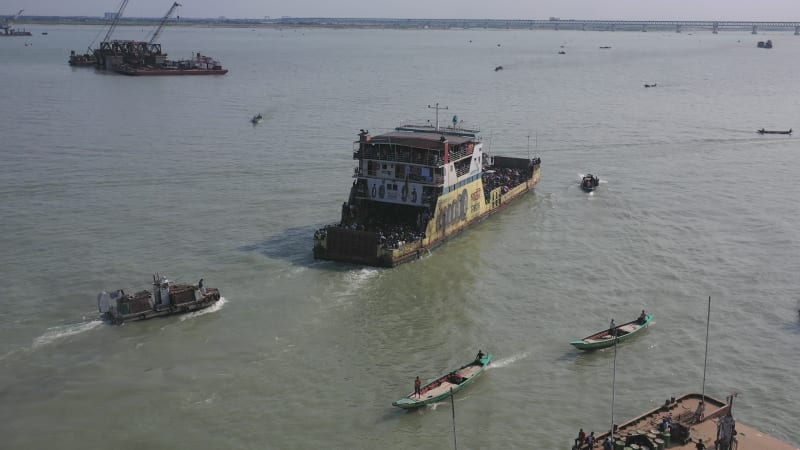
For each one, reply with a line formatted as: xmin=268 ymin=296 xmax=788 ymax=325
xmin=1 ymin=25 xmax=798 ymax=449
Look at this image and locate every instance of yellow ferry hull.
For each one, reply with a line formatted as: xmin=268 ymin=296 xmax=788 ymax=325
xmin=314 ymin=165 xmax=540 ymax=267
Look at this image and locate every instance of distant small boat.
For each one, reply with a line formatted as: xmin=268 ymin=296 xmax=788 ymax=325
xmin=392 ymin=353 xmax=492 ymax=409
xmin=558 ymin=50 xmax=566 ymax=55
xmin=757 ymin=40 xmax=773 ymax=49
xmin=644 ymin=83 xmax=657 ymax=88
xmin=757 ymin=128 xmax=792 ymax=135
xmin=581 ymin=174 xmax=600 ymax=192
xmin=41 ymin=32 xmax=48 ymax=35
xmin=571 ymin=314 xmax=653 ymax=351
xmin=494 ymin=65 xmax=503 ymax=71
xmin=251 ymin=113 xmax=263 ymax=124
xmin=599 ymin=46 xmax=612 ymax=49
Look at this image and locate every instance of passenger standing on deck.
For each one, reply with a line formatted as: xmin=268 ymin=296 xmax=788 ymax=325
xmin=695 ymin=438 xmax=706 ymax=450
xmin=414 ymin=376 xmax=421 ymax=398
xmin=602 ymin=436 xmax=613 ymax=450
xmin=608 ymin=319 xmax=616 ymax=337
xmin=198 ymin=278 xmax=204 ymax=294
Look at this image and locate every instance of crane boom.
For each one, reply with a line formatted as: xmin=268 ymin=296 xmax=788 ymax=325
xmin=13 ymin=9 xmax=24 ymax=21
xmin=147 ymin=2 xmax=181 ymax=46
xmin=101 ymin=0 xmax=130 ymax=43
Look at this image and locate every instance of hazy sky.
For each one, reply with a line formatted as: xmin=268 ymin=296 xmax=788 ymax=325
xmin=8 ymin=0 xmax=800 ymax=21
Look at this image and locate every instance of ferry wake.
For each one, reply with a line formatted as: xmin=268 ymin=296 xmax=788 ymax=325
xmin=314 ymin=109 xmax=541 ymax=267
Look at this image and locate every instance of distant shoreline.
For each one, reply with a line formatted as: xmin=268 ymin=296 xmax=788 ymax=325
xmin=11 ymin=17 xmax=800 ymax=33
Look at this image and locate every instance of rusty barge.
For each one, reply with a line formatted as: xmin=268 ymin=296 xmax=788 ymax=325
xmin=313 ymin=111 xmax=541 ymax=267
xmin=97 ymin=274 xmax=220 ymax=324
xmin=575 ymin=392 xmax=797 ymax=450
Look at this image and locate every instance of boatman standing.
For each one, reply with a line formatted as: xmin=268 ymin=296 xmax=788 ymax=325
xmin=475 ymin=349 xmax=485 ymax=361
xmin=414 ymin=376 xmax=421 ymax=398
xmin=198 ymin=278 xmax=205 ymax=294
xmin=608 ymin=318 xmax=616 ymax=337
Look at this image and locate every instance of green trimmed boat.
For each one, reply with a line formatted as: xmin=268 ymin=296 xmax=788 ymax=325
xmin=392 ymin=353 xmax=493 ymax=409
xmin=570 ymin=314 xmax=653 ymax=351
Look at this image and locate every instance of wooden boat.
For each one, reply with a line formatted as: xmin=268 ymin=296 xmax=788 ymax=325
xmin=251 ymin=113 xmax=263 ymax=124
xmin=392 ymin=353 xmax=493 ymax=409
xmin=757 ymin=128 xmax=791 ymax=135
xmin=644 ymin=83 xmax=657 ymax=88
xmin=570 ymin=314 xmax=653 ymax=350
xmin=580 ymin=174 xmax=600 ymax=192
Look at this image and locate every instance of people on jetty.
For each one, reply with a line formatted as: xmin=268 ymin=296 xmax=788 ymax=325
xmin=586 ymin=431 xmax=595 ymax=448
xmin=414 ymin=376 xmax=421 ymax=398
xmin=693 ymin=400 xmax=705 ymax=423
xmin=574 ymin=429 xmax=586 ymax=447
xmin=661 ymin=414 xmax=673 ymax=432
xmin=602 ymin=436 xmax=613 ymax=450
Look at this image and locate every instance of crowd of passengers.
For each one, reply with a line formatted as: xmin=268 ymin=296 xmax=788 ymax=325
xmin=481 ymin=167 xmax=526 ymax=199
xmin=315 ymin=218 xmax=429 ymax=250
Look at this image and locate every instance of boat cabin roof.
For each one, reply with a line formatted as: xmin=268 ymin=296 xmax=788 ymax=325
xmin=369 ymin=131 xmax=474 ymax=150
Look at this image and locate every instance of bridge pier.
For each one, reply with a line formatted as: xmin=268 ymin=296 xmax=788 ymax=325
xmin=554 ymin=23 xmax=559 ymax=31
xmin=676 ymin=24 xmax=681 ymax=33
xmin=581 ymin=23 xmax=586 ymax=31
xmin=795 ymin=26 xmax=799 ymax=35
xmin=752 ymin=25 xmax=757 ymax=34
xmin=641 ymin=24 xmax=646 ymax=32
xmin=712 ymin=22 xmax=719 ymax=34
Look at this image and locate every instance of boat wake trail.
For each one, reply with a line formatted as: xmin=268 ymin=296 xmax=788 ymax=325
xmin=179 ymin=297 xmax=228 ymax=321
xmin=487 ymin=351 xmax=529 ymax=369
xmin=340 ymin=268 xmax=379 ymax=293
xmin=32 ymin=320 xmax=104 ymax=348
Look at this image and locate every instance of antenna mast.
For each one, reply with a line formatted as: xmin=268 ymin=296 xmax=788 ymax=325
xmin=701 ymin=296 xmax=711 ymax=403
xmin=427 ymin=103 xmax=449 ymax=132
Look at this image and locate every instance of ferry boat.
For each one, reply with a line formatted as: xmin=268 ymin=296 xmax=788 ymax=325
xmin=313 ymin=111 xmax=541 ymax=267
xmin=97 ymin=274 xmax=220 ymax=324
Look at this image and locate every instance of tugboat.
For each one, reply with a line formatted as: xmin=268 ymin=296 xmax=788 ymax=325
xmin=313 ymin=106 xmax=542 ymax=267
xmin=68 ymin=50 xmax=97 ymax=67
xmin=97 ymin=274 xmax=220 ymax=324
xmin=581 ymin=174 xmax=600 ymax=192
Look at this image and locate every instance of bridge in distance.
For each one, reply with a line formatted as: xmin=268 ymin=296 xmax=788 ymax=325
xmin=269 ymin=18 xmax=800 ymax=34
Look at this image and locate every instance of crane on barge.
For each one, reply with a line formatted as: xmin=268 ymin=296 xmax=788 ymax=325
xmin=2 ymin=9 xmax=31 ymax=36
xmin=145 ymin=2 xmax=181 ymax=49
xmin=101 ymin=0 xmax=130 ymax=44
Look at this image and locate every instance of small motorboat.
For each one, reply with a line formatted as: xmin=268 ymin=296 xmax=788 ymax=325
xmin=392 ymin=352 xmax=492 ymax=409
xmin=644 ymin=83 xmax=657 ymax=88
xmin=571 ymin=314 xmax=653 ymax=351
xmin=558 ymin=50 xmax=566 ymax=55
xmin=580 ymin=174 xmax=600 ymax=192
xmin=98 ymin=274 xmax=220 ymax=325
xmin=494 ymin=65 xmax=503 ymax=72
xmin=251 ymin=113 xmax=263 ymax=124
xmin=757 ymin=128 xmax=791 ymax=135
